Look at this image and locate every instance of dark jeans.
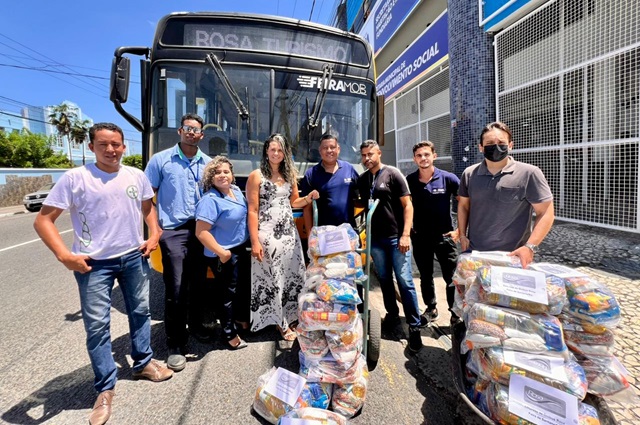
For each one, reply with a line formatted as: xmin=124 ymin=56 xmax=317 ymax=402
xmin=206 ymin=243 xmax=250 ymax=341
xmin=411 ymin=233 xmax=458 ymax=311
xmin=159 ymin=220 xmax=208 ymax=348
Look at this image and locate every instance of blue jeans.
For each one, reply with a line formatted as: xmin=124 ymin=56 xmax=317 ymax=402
xmin=74 ymin=249 xmax=153 ymax=392
xmin=370 ymin=237 xmax=421 ymax=328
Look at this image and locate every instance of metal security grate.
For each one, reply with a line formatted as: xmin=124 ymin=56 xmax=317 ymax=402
xmin=390 ymin=66 xmax=451 ymax=176
xmin=384 ymin=101 xmax=395 ymax=132
xmin=496 ymin=0 xmax=640 ymax=232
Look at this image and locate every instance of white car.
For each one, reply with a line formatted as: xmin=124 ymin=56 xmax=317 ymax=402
xmin=23 ymin=182 xmax=55 ymax=212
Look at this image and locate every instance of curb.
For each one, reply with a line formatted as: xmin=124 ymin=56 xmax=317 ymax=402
xmin=0 ymin=210 xmax=28 ymax=218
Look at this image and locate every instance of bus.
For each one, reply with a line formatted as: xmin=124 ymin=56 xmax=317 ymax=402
xmin=110 ymin=12 xmax=381 ymax=190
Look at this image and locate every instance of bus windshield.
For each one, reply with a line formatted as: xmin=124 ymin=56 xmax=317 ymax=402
xmin=149 ymin=62 xmax=374 ymax=176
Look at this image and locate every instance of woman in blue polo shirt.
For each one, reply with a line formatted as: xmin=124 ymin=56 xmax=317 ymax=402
xmin=195 ymin=156 xmax=250 ymax=349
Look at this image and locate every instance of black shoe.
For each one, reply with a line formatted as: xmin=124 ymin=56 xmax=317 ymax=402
xmin=450 ymin=312 xmax=462 ymax=326
xmin=189 ymin=327 xmax=213 ymax=343
xmin=408 ymin=327 xmax=423 ymax=353
xmin=382 ymin=314 xmax=401 ymax=332
xmin=418 ymin=315 xmax=430 ymax=328
xmin=423 ymin=307 xmax=439 ymax=322
xmin=166 ymin=346 xmax=187 ymax=372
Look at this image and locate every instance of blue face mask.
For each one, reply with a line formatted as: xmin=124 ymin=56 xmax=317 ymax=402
xmin=483 ymin=144 xmax=509 ymax=162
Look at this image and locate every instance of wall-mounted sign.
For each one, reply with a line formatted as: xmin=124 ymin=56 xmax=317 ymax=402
xmin=481 ymin=0 xmax=548 ymax=32
xmin=376 ymin=10 xmax=448 ymax=100
xmin=358 ymin=0 xmax=421 ymax=55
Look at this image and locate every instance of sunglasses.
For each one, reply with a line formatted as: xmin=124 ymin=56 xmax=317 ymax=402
xmin=180 ymin=125 xmax=203 ymax=134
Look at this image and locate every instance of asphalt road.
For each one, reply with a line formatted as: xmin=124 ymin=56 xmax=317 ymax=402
xmin=0 ymin=211 xmax=482 ymax=425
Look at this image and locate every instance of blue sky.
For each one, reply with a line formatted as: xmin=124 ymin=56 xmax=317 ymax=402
xmin=0 ymin=0 xmax=335 ymax=143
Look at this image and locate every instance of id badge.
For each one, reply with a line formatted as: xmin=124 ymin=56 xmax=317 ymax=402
xmin=368 ymin=198 xmax=374 ymax=209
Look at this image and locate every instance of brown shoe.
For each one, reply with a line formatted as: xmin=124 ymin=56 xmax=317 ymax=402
xmin=132 ymin=359 xmax=173 ymax=382
xmin=88 ymin=389 xmax=114 ymax=425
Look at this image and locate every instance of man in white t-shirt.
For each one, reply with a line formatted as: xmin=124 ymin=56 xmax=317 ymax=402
xmin=34 ymin=123 xmax=173 ymax=425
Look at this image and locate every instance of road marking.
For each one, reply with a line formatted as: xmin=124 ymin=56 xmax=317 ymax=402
xmin=0 ymin=229 xmax=73 ymax=253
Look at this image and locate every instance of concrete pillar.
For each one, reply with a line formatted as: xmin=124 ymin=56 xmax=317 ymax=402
xmin=448 ymin=0 xmax=496 ymax=176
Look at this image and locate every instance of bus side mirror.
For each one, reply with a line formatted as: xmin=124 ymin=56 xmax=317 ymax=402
xmin=377 ymin=94 xmax=385 ymax=146
xmin=110 ymin=56 xmax=131 ymax=103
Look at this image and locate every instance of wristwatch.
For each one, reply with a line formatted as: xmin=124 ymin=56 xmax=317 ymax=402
xmin=524 ymin=243 xmax=538 ymax=254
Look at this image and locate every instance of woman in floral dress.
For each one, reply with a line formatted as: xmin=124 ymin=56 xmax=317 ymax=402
xmin=246 ymin=134 xmax=319 ymax=339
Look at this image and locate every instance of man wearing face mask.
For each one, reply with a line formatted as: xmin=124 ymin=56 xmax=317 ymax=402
xmin=457 ymin=121 xmax=555 ymax=268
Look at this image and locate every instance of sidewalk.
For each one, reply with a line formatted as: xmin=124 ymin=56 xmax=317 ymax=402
xmin=403 ymin=220 xmax=640 ymax=424
xmin=0 ymin=205 xmax=29 ymax=218
xmin=538 ymin=222 xmax=640 ymax=424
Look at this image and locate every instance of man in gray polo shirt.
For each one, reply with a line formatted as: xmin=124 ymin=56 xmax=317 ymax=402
xmin=457 ymin=121 xmax=555 ymax=268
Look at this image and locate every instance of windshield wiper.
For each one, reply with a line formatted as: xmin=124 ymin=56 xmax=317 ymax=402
xmin=205 ymin=53 xmax=250 ymax=122
xmin=307 ymin=63 xmax=334 ymax=130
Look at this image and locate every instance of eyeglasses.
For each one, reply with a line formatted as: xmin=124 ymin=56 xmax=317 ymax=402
xmin=180 ymin=125 xmax=203 ymax=134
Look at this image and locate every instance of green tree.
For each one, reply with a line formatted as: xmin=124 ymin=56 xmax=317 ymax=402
xmin=71 ymin=118 xmax=91 ymax=165
xmin=48 ymin=103 xmax=77 ymax=164
xmin=122 ymin=154 xmax=143 ymax=170
xmin=0 ymin=131 xmax=13 ymax=167
xmin=0 ymin=129 xmax=71 ymax=168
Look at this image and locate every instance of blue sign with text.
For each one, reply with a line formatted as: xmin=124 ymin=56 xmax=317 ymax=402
xmin=377 ymin=10 xmax=448 ymax=100
xmin=373 ymin=0 xmax=421 ymax=54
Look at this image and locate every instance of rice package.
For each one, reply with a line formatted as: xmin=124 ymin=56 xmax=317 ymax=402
xmin=299 ymin=351 xmax=368 ymax=385
xmin=561 ymin=313 xmax=615 ymax=357
xmin=485 ymin=381 xmax=601 ymax=425
xmin=298 ymin=292 xmax=358 ymax=332
xmin=296 ymin=322 xmax=329 ymax=360
xmin=305 ymin=265 xmax=326 ymax=280
xmin=462 ymin=303 xmax=567 ymax=356
xmin=308 ymin=223 xmax=359 ymax=258
xmin=316 ymin=278 xmax=362 ymax=305
xmin=563 ymin=276 xmax=620 ymax=328
xmin=530 ymin=263 xmax=620 ymax=328
xmin=332 ymin=368 xmax=369 ymax=418
xmin=311 ymin=251 xmax=365 ymax=281
xmin=253 ymin=367 xmax=308 ymax=424
xmin=475 ymin=265 xmax=567 ymax=315
xmin=277 ymin=407 xmax=347 ymax=425
xmin=471 ymin=346 xmax=587 ymax=399
xmin=454 ymin=251 xmax=523 ymax=289
xmin=325 ymin=317 xmax=363 ymax=365
xmin=452 ymin=251 xmax=522 ymax=317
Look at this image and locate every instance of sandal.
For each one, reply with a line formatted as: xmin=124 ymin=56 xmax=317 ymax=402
xmin=277 ymin=326 xmax=297 ymax=341
xmin=228 ymin=336 xmax=248 ymax=350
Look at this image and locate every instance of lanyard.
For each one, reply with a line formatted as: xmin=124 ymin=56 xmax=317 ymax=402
xmin=369 ymin=168 xmax=382 ymax=208
xmin=370 ymin=168 xmax=382 ymax=199
xmin=186 ymin=159 xmax=202 ymax=200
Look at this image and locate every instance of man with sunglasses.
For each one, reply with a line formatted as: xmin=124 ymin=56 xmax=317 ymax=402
xmin=145 ymin=113 xmax=212 ymax=372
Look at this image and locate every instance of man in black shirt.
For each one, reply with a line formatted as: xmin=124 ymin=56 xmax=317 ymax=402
xmin=358 ymin=140 xmax=424 ymax=352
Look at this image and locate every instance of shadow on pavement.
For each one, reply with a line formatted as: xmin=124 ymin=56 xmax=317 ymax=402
xmin=405 ymin=342 xmax=490 ymax=425
xmin=1 ymin=323 xmax=164 ymax=425
xmin=404 ymin=344 xmax=457 ymax=425
xmin=1 ymin=366 xmax=94 ymax=424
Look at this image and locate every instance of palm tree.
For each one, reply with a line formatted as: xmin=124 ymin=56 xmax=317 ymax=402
xmin=71 ymin=118 xmax=91 ymax=165
xmin=48 ymin=103 xmax=77 ymax=164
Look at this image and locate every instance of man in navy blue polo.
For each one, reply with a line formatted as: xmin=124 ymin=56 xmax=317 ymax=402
xmin=301 ymin=133 xmax=359 ymax=232
xmin=406 ymin=141 xmax=460 ymax=326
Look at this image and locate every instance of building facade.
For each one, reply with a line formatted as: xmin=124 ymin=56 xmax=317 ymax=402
xmin=331 ymin=0 xmax=639 ymax=233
